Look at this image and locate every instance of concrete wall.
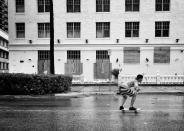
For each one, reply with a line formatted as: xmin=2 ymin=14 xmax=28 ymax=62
xmin=9 ymin=50 xmax=38 ymax=74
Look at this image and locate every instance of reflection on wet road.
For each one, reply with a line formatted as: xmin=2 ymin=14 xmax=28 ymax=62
xmin=0 ymin=94 xmax=184 ymax=131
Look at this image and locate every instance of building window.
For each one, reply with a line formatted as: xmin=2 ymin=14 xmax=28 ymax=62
xmin=67 ymin=50 xmax=80 ymax=60
xmin=96 ymin=0 xmax=110 ymax=12
xmin=96 ymin=22 xmax=110 ymax=38
xmin=67 ymin=0 xmax=80 ymax=12
xmin=67 ymin=22 xmax=80 ymax=38
xmin=154 ymin=47 xmax=170 ymax=63
xmin=0 ymin=38 xmax=7 ymax=48
xmin=38 ymin=50 xmax=50 ymax=60
xmin=16 ymin=23 xmax=25 ymax=38
xmin=16 ymin=0 xmax=24 ymax=13
xmin=5 ymin=52 xmax=9 ymax=59
xmin=125 ymin=0 xmax=139 ymax=12
xmin=0 ymin=50 xmax=8 ymax=59
xmin=124 ymin=47 xmax=140 ymax=64
xmin=155 ymin=21 xmax=170 ymax=37
xmin=0 ymin=39 xmax=8 ymax=48
xmin=0 ymin=50 xmax=2 ymax=58
xmin=38 ymin=0 xmax=50 ymax=12
xmin=0 ymin=62 xmax=8 ymax=70
xmin=7 ymin=63 xmax=9 ymax=70
xmin=38 ymin=23 xmax=50 ymax=38
xmin=96 ymin=50 xmax=109 ymax=60
xmin=0 ymin=62 xmax=2 ymax=70
xmin=156 ymin=0 xmax=170 ymax=11
xmin=125 ymin=22 xmax=139 ymax=37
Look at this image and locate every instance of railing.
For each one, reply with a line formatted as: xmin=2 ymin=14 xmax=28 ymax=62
xmin=118 ymin=75 xmax=184 ymax=85
xmin=72 ymin=74 xmax=184 ymax=85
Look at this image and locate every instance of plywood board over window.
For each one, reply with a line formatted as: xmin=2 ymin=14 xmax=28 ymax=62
xmin=154 ymin=46 xmax=170 ymax=64
xmin=124 ymin=47 xmax=140 ymax=64
xmin=65 ymin=50 xmax=83 ymax=75
xmin=38 ymin=50 xmax=50 ymax=74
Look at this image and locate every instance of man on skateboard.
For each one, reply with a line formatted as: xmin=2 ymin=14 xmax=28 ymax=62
xmin=118 ymin=74 xmax=143 ymax=111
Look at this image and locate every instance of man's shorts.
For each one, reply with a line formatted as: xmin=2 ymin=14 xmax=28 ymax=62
xmin=118 ymin=86 xmax=135 ymax=97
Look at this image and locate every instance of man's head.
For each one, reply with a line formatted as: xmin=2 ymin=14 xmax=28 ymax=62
xmin=136 ymin=74 xmax=143 ymax=82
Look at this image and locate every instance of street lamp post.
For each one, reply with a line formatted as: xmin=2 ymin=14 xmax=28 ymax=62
xmin=50 ymin=0 xmax=55 ymax=74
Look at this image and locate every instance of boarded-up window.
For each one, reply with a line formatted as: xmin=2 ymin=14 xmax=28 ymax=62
xmin=65 ymin=50 xmax=82 ymax=75
xmin=154 ymin=47 xmax=170 ymax=63
xmin=124 ymin=47 xmax=140 ymax=64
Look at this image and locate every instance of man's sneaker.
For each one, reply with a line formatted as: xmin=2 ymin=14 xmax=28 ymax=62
xmin=119 ymin=106 xmax=124 ymax=110
xmin=129 ymin=107 xmax=137 ymax=110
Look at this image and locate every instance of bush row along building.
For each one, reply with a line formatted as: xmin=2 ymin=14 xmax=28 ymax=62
xmin=0 ymin=0 xmax=9 ymax=73
xmin=8 ymin=0 xmax=184 ymax=82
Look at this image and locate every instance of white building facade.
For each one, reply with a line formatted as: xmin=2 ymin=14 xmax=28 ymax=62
xmin=8 ymin=0 xmax=184 ymax=82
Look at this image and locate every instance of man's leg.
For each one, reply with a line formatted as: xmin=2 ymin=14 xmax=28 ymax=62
xmin=119 ymin=95 xmax=127 ymax=110
xmin=130 ymin=94 xmax=136 ymax=107
xmin=122 ymin=95 xmax=128 ymax=106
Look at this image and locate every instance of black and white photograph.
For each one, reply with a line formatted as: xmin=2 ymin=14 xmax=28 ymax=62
xmin=0 ymin=0 xmax=184 ymax=130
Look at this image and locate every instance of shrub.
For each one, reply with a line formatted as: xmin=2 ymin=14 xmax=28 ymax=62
xmin=111 ymin=69 xmax=119 ymax=79
xmin=0 ymin=73 xmax=72 ymax=95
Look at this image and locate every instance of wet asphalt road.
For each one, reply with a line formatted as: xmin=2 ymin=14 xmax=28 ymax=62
xmin=0 ymin=94 xmax=184 ymax=131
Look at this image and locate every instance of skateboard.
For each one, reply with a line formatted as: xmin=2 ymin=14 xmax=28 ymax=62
xmin=122 ymin=108 xmax=141 ymax=113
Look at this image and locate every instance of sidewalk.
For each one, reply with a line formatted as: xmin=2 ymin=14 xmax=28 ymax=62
xmin=70 ymin=85 xmax=184 ymax=95
xmin=0 ymin=86 xmax=183 ymax=99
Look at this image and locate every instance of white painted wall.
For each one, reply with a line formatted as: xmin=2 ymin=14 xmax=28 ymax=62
xmin=9 ymin=50 xmax=38 ymax=74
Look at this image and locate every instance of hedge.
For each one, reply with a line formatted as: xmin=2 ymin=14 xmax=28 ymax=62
xmin=0 ymin=73 xmax=72 ymax=95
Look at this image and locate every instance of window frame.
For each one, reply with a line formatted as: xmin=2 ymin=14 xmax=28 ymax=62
xmin=15 ymin=0 xmax=25 ymax=13
xmin=125 ymin=22 xmax=139 ymax=37
xmin=155 ymin=0 xmax=170 ymax=11
xmin=37 ymin=0 xmax=50 ymax=13
xmin=155 ymin=21 xmax=170 ymax=37
xmin=96 ymin=22 xmax=110 ymax=38
xmin=96 ymin=50 xmax=110 ymax=60
xmin=125 ymin=0 xmax=140 ymax=12
xmin=67 ymin=0 xmax=81 ymax=13
xmin=67 ymin=22 xmax=81 ymax=38
xmin=38 ymin=23 xmax=50 ymax=38
xmin=16 ymin=23 xmax=25 ymax=38
xmin=96 ymin=0 xmax=110 ymax=12
xmin=38 ymin=50 xmax=50 ymax=60
xmin=67 ymin=50 xmax=81 ymax=60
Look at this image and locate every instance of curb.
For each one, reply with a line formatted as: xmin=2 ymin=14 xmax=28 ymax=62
xmin=0 ymin=91 xmax=183 ymax=100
